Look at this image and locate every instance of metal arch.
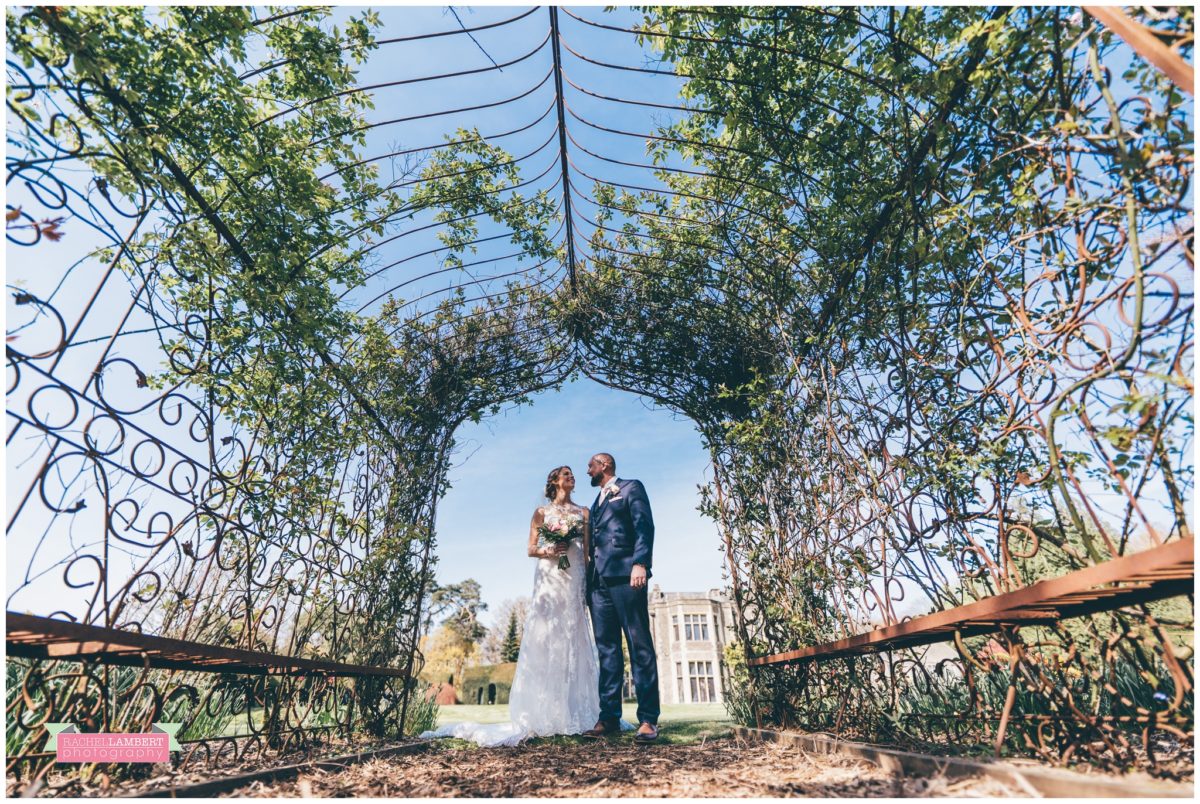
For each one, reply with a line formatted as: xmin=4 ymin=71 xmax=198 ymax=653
xmin=550 ymin=6 xmax=579 ymax=297
xmin=5 ymin=5 xmax=1194 ymax=786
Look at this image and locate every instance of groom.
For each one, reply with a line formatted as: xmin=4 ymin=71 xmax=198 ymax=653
xmin=583 ymin=452 xmax=661 ymax=744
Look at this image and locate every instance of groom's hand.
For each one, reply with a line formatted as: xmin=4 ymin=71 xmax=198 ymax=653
xmin=631 ymin=564 xmax=647 ymax=589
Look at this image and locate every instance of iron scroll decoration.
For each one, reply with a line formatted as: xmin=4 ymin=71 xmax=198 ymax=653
xmin=5 ymin=3 xmax=1194 ymax=788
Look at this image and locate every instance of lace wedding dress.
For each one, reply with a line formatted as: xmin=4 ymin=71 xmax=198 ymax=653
xmin=420 ymin=504 xmax=606 ymax=746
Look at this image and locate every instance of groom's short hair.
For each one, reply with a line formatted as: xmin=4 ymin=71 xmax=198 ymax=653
xmin=595 ymin=452 xmax=616 ymax=473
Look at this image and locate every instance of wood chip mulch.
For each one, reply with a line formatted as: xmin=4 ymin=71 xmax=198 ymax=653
xmin=224 ymin=736 xmax=1023 ymax=798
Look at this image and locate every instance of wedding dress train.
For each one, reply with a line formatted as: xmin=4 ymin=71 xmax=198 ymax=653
xmin=421 ymin=507 xmax=619 ymax=746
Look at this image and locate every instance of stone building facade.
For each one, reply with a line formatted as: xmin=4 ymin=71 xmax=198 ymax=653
xmin=624 ymin=586 xmax=736 ymax=705
xmin=435 ymin=588 xmax=737 ymax=707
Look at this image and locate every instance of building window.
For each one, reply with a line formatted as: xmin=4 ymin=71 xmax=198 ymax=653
xmin=688 ymin=661 xmax=716 ymax=703
xmin=672 ymin=615 xmax=680 ymax=642
xmin=684 ymin=614 xmax=709 ymax=641
xmin=676 ymin=662 xmax=684 ymax=703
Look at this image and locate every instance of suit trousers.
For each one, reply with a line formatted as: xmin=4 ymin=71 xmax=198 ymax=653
xmin=589 ymin=573 xmax=660 ymax=725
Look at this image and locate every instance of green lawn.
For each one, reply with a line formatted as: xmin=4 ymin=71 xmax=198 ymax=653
xmin=434 ymin=702 xmax=732 ymax=746
xmin=437 ymin=701 xmax=729 ymax=726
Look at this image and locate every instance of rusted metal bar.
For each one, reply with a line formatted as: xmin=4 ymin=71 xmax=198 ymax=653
xmin=750 ymin=538 xmax=1194 ymax=666
xmin=735 ymin=727 xmax=1195 ymax=798
xmin=1084 ymin=6 xmax=1194 ymax=95
xmin=118 ymin=741 xmax=430 ymax=798
xmin=6 ymin=613 xmax=409 ymax=677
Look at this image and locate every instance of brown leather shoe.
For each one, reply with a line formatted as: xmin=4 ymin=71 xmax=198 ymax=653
xmin=633 ymin=722 xmax=659 ymax=744
xmin=582 ymin=719 xmax=620 ymax=738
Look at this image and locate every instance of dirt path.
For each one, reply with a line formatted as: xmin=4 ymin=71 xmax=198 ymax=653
xmin=224 ymin=736 xmax=1022 ymax=798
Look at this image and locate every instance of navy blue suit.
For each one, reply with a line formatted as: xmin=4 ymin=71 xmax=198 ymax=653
xmin=588 ymin=479 xmax=660 ymax=726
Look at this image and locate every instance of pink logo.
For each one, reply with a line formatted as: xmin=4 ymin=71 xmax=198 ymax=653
xmin=47 ymin=723 xmax=181 ymax=763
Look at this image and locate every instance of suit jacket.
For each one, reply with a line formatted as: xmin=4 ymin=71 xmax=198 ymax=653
xmin=589 ymin=478 xmax=654 ymax=580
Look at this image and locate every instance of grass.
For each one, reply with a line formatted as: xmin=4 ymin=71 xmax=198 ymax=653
xmin=432 ymin=702 xmax=732 ymax=748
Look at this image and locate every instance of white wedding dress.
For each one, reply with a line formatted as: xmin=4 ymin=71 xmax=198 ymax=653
xmin=421 ymin=504 xmax=614 ymax=746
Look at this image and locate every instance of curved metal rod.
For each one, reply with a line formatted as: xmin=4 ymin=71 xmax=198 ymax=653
xmin=381 ymin=269 xmax=563 ymax=336
xmin=352 ymin=221 xmax=565 ymax=315
xmin=331 ymin=173 xmax=564 ymax=285
xmin=311 ymin=66 xmax=556 ymax=158
xmin=344 ymin=217 xmax=565 ymax=307
xmin=664 ymin=5 xmax=938 ymax=65
xmin=302 ymin=122 xmax=561 ymax=231
xmin=319 ymin=97 xmax=558 ymax=184
xmin=555 ymin=30 xmax=888 ymax=145
xmin=559 ymin=7 xmax=934 ymax=126
xmin=562 ymin=124 xmax=817 ymax=211
xmin=566 ymin=180 xmax=818 ymax=285
xmin=238 ymin=8 xmax=543 ymax=80
xmin=559 ymin=69 xmax=875 ymax=185
xmin=564 ymin=151 xmax=824 ymax=256
xmin=256 ymin=27 xmax=553 ymax=128
xmin=301 ymin=135 xmax=563 ymax=268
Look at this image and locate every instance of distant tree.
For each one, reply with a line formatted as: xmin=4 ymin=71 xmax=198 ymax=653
xmin=442 ymin=581 xmax=487 ymax=650
xmin=420 ymin=625 xmax=478 ymax=688
xmin=479 ymin=597 xmax=529 ymax=663
xmin=501 ymin=611 xmax=521 ymax=662
xmin=421 ymin=579 xmax=488 ymax=683
xmin=426 ymin=579 xmax=488 ymax=638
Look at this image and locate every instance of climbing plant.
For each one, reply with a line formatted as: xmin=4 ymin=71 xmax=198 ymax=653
xmin=5 ymin=3 xmax=1192 ymax=785
xmin=576 ymin=5 xmax=1193 ymax=770
xmin=5 ymin=4 xmax=564 ymax=779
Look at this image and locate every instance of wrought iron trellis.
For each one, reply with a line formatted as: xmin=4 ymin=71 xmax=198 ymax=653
xmin=5 ymin=3 xmax=1195 ymax=790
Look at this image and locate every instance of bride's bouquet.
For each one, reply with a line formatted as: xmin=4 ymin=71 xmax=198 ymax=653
xmin=538 ymin=513 xmax=583 ymax=570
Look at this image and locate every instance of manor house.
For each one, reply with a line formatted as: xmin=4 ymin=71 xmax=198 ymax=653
xmin=437 ymin=586 xmax=737 ymax=706
xmin=627 ymin=586 xmax=737 ymax=705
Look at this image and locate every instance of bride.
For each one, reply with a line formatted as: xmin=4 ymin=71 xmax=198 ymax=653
xmin=421 ymin=466 xmax=612 ymax=746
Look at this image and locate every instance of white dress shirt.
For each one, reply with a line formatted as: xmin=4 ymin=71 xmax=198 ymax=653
xmin=598 ymin=478 xmax=620 ymax=505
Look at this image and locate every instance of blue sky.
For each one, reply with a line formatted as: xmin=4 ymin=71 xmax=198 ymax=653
xmin=435 ymin=376 xmax=726 ymax=631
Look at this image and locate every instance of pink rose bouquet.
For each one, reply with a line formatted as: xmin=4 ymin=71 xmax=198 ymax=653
xmin=537 ymin=514 xmax=584 ymax=570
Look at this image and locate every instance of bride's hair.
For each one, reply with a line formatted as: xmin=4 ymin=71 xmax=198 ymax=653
xmin=545 ymin=466 xmax=571 ymax=501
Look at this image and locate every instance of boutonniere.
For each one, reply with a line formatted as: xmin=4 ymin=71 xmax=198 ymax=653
xmin=604 ymin=482 xmax=621 ymax=501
